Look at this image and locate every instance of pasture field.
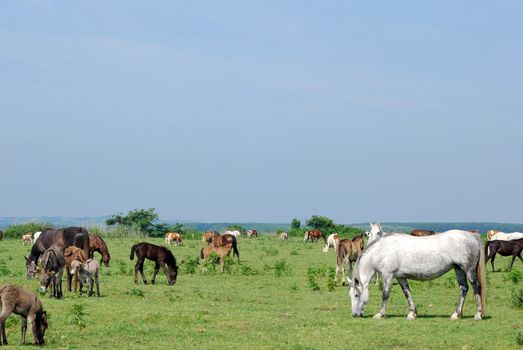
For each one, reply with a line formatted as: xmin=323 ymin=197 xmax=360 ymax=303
xmin=0 ymin=235 xmax=521 ymax=349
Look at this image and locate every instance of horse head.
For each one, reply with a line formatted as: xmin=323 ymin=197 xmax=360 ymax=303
xmin=367 ymin=223 xmax=383 ymax=245
xmin=348 ymin=276 xmax=369 ymax=317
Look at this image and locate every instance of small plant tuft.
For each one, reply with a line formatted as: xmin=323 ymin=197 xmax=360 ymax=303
xmin=68 ymin=304 xmax=87 ymax=329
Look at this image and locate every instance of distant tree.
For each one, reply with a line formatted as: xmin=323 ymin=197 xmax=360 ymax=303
xmin=106 ymin=208 xmax=159 ymax=236
xmin=306 ymin=215 xmax=336 ymax=233
xmin=291 ymin=218 xmax=301 ymax=230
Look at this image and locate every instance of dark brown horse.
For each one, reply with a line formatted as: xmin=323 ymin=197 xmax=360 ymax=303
xmin=130 ymin=242 xmax=178 ymax=285
xmin=410 ymin=229 xmax=436 ymax=236
xmin=304 ymin=230 xmax=327 ymax=243
xmin=0 ymin=229 xmax=3 ymax=241
xmin=485 ymin=238 xmax=523 ymax=272
xmin=206 ymin=233 xmax=240 ymax=262
xmin=25 ymin=227 xmax=90 ymax=279
xmin=89 ymin=233 xmax=111 ymax=267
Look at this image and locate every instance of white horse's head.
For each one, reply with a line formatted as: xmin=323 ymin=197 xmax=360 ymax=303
xmin=367 ymin=222 xmax=383 ymax=245
xmin=348 ymin=276 xmax=369 ymax=317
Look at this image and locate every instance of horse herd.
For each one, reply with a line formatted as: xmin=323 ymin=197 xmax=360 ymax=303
xmin=0 ymin=224 xmax=522 ymax=345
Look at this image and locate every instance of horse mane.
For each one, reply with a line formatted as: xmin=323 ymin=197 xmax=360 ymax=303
xmin=162 ymin=247 xmax=177 ymax=267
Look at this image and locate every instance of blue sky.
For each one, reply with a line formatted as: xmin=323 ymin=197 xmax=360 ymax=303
xmin=1 ymin=1 xmax=522 ymax=223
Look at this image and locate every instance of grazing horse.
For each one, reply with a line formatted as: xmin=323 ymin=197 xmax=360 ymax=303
xmin=165 ymin=232 xmax=183 ymax=246
xmin=323 ymin=233 xmax=340 ymax=253
xmin=207 ymin=233 xmax=240 ymax=262
xmin=89 ymin=233 xmax=111 ymax=267
xmin=224 ymin=230 xmax=241 ymax=238
xmin=410 ymin=229 xmax=436 ymax=236
xmin=200 ymin=243 xmax=234 ymax=273
xmin=39 ymin=246 xmax=65 ymax=299
xmin=304 ymin=230 xmax=327 ymax=243
xmin=21 ymin=233 xmax=33 ymax=246
xmin=130 ymin=242 xmax=178 ymax=285
xmin=247 ymin=229 xmax=258 ymax=237
xmin=489 ymin=231 xmax=523 ymax=241
xmin=334 ymin=236 xmax=364 ymax=285
xmin=26 ymin=227 xmax=90 ymax=279
xmin=0 ymin=285 xmax=48 ymax=346
xmin=485 ymin=238 xmax=523 ymax=272
xmin=349 ymin=230 xmax=486 ymax=320
xmin=64 ymin=246 xmax=88 ymax=292
xmin=280 ymin=232 xmax=288 ymax=240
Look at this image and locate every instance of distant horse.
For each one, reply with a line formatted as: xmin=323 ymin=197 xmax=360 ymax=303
xmin=0 ymin=285 xmax=48 ymax=346
xmin=489 ymin=231 xmax=523 ymax=241
xmin=200 ymin=243 xmax=233 ymax=273
xmin=89 ymin=233 xmax=111 ymax=267
xmin=334 ymin=236 xmax=364 ymax=285
xmin=246 ymin=229 xmax=258 ymax=238
xmin=323 ymin=233 xmax=340 ymax=253
xmin=26 ymin=227 xmax=90 ymax=279
xmin=304 ymin=230 xmax=327 ymax=243
xmin=165 ymin=232 xmax=183 ymax=246
xmin=349 ymin=230 xmax=486 ymax=320
xmin=485 ymin=238 xmax=523 ymax=272
xmin=280 ymin=232 xmax=288 ymax=240
xmin=486 ymin=230 xmax=499 ymax=240
xmin=39 ymin=246 xmax=65 ymax=299
xmin=410 ymin=229 xmax=436 ymax=236
xmin=21 ymin=233 xmax=33 ymax=246
xmin=207 ymin=233 xmax=240 ymax=262
xmin=130 ymin=242 xmax=178 ymax=285
xmin=64 ymin=246 xmax=88 ymax=292
xmin=0 ymin=230 xmax=3 ymax=241
xmin=224 ymin=230 xmax=241 ymax=238
xmin=202 ymin=231 xmax=219 ymax=243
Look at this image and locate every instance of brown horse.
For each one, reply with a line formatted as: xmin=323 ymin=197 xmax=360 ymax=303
xmin=485 ymin=238 xmax=523 ymax=272
xmin=64 ymin=246 xmax=88 ymax=292
xmin=246 ymin=229 xmax=258 ymax=237
xmin=202 ymin=230 xmax=219 ymax=243
xmin=200 ymin=243 xmax=233 ymax=273
xmin=304 ymin=230 xmax=327 ymax=243
xmin=130 ymin=242 xmax=178 ymax=285
xmin=207 ymin=233 xmax=240 ymax=262
xmin=89 ymin=233 xmax=111 ymax=267
xmin=334 ymin=235 xmax=364 ymax=286
xmin=0 ymin=230 xmax=3 ymax=241
xmin=0 ymin=285 xmax=48 ymax=346
xmin=410 ymin=229 xmax=436 ymax=236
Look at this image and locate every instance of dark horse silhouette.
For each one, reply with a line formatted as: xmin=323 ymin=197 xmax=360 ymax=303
xmin=89 ymin=233 xmax=111 ymax=267
xmin=206 ymin=233 xmax=240 ymax=262
xmin=26 ymin=227 xmax=90 ymax=279
xmin=485 ymin=238 xmax=523 ymax=272
xmin=130 ymin=242 xmax=178 ymax=285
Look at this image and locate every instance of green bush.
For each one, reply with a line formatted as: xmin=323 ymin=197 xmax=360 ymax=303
xmin=3 ymin=222 xmax=53 ymax=239
xmin=504 ymin=269 xmax=522 ymax=284
xmin=511 ymin=288 xmax=523 ymax=309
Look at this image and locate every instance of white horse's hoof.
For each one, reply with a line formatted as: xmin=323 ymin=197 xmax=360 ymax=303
xmin=373 ymin=313 xmax=383 ymax=320
xmin=450 ymin=312 xmax=460 ymax=320
xmin=473 ymin=313 xmax=482 ymax=321
xmin=406 ymin=312 xmax=416 ymax=320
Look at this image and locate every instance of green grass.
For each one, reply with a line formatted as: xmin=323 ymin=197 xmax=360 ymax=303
xmin=1 ymin=236 xmax=522 ymax=349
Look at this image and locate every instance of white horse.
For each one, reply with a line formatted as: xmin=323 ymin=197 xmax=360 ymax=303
xmin=280 ymin=232 xmax=288 ymax=240
xmin=322 ymin=233 xmax=340 ymax=253
xmin=364 ymin=223 xmax=396 ymax=284
xmin=349 ymin=230 xmax=486 ymax=320
xmin=224 ymin=230 xmax=241 ymax=238
xmin=489 ymin=231 xmax=523 ymax=241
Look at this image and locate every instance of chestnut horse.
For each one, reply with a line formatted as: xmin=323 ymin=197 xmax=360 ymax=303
xmin=206 ymin=233 xmax=240 ymax=262
xmin=334 ymin=235 xmax=364 ymax=286
xmin=130 ymin=242 xmax=178 ymax=285
xmin=304 ymin=230 xmax=327 ymax=243
xmin=200 ymin=243 xmax=234 ymax=272
xmin=89 ymin=234 xmax=110 ymax=267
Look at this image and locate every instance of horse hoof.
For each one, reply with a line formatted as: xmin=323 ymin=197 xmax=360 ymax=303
xmin=450 ymin=312 xmax=460 ymax=320
xmin=406 ymin=313 xmax=416 ymax=320
xmin=373 ymin=313 xmax=383 ymax=320
xmin=474 ymin=313 xmax=482 ymax=321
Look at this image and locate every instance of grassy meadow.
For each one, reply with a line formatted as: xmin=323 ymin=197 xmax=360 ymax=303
xmin=0 ymin=234 xmax=521 ymax=349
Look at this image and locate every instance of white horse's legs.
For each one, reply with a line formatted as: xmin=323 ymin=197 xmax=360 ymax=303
xmin=397 ymin=278 xmax=417 ymax=320
xmin=465 ymin=269 xmax=483 ymax=320
xmin=374 ymin=274 xmax=393 ymax=319
xmin=451 ymin=269 xmax=468 ymax=320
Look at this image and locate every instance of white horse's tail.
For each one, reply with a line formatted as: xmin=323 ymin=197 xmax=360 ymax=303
xmin=477 ymin=239 xmax=487 ymax=317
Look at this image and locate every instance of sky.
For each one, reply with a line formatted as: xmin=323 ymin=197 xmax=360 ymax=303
xmin=1 ymin=1 xmax=522 ymax=223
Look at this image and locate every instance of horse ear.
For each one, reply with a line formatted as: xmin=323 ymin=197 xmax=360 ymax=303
xmin=24 ymin=256 xmax=28 ymax=261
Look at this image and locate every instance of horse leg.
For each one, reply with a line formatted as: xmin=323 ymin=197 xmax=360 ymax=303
xmin=341 ymin=256 xmax=349 ymax=286
xmin=464 ymin=267 xmax=483 ymax=320
xmin=374 ymin=273 xmax=393 ymax=319
xmin=66 ymin=267 xmax=72 ymax=291
xmin=0 ymin=305 xmax=14 ymax=345
xmin=0 ymin=321 xmax=6 ymax=345
xmin=490 ymin=252 xmax=496 ymax=272
xmin=88 ymin=277 xmax=93 ymax=297
xmin=95 ymin=273 xmax=100 ymax=297
xmin=397 ymin=278 xmax=416 ymax=320
xmin=450 ymin=268 xmax=468 ymax=320
xmin=20 ymin=316 xmax=27 ymax=345
xmin=334 ymin=256 xmax=341 ymax=286
xmin=508 ymin=254 xmax=518 ymax=270
xmin=151 ymin=262 xmax=161 ymax=284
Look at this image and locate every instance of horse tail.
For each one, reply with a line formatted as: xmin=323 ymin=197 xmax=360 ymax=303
xmin=130 ymin=244 xmax=139 ymax=260
xmin=200 ymin=248 xmax=204 ymax=259
xmin=231 ymin=237 xmax=240 ymax=262
xmin=477 ymin=238 xmax=487 ymax=317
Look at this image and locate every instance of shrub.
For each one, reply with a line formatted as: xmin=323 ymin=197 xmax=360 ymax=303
xmin=274 ymin=260 xmax=291 ymax=277
xmin=511 ymin=288 xmax=523 ymax=309
xmin=504 ymin=269 xmax=522 ymax=284
xmin=68 ymin=304 xmax=87 ymax=329
xmin=3 ymin=222 xmax=53 ymax=239
xmin=125 ymin=288 xmax=145 ymax=298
